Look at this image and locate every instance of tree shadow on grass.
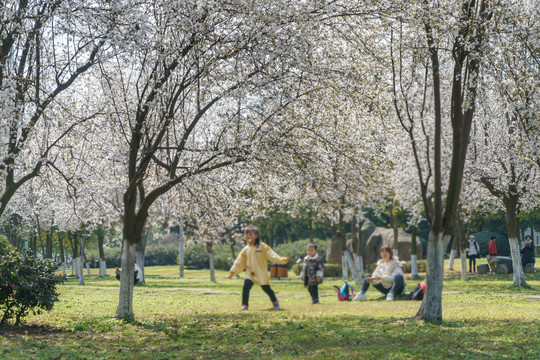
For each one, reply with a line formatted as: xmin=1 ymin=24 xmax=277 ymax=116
xmin=124 ymin=313 xmax=539 ymax=359
xmin=0 ymin=322 xmax=63 ymax=336
xmin=1 ymin=313 xmax=537 ymax=359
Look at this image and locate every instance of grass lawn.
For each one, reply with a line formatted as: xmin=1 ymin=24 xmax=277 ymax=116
xmin=1 ymin=265 xmax=539 ymax=360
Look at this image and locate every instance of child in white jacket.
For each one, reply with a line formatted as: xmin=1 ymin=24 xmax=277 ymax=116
xmin=353 ymin=245 xmax=406 ymax=301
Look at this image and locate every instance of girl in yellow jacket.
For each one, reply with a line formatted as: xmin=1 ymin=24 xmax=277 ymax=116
xmin=228 ymin=225 xmax=289 ymax=310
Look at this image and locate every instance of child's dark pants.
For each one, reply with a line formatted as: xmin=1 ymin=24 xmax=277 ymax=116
xmin=308 ymin=284 xmax=319 ymax=301
xmin=242 ymin=279 xmax=277 ymax=306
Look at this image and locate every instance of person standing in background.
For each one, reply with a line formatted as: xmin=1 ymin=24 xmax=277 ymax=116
xmin=466 ymin=235 xmax=480 ymax=273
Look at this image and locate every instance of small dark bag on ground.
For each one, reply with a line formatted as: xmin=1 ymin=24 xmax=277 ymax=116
xmin=407 ymin=282 xmax=425 ymax=300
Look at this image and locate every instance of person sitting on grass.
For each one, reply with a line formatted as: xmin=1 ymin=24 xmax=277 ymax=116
xmin=228 ymin=225 xmax=290 ymax=311
xmin=353 ymin=245 xmax=405 ymax=301
xmin=300 ymin=243 xmax=324 ymax=304
xmin=521 ymin=235 xmax=535 ymax=268
xmin=115 ymin=263 xmax=142 ymax=284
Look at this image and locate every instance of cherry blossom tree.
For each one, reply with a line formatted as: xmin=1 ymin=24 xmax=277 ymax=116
xmin=0 ymin=0 xmax=120 ymax=219
xmin=349 ymin=0 xmax=496 ymax=321
xmin=85 ymin=0 xmax=338 ymax=320
xmin=470 ymin=95 xmax=539 ymax=286
xmin=467 ymin=1 xmax=539 ymax=286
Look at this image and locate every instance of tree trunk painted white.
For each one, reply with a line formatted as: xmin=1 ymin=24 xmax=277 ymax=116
xmin=460 ymin=252 xmax=468 ymax=281
xmin=61 ymin=263 xmax=67 ymax=277
xmin=344 ymin=250 xmax=361 ymax=284
xmin=411 ymin=254 xmax=418 ymax=277
xmin=178 ymin=239 xmax=185 ymax=279
xmin=71 ymin=258 xmax=75 ymax=276
xmin=116 ymin=240 xmax=137 ymax=321
xmin=354 ymin=254 xmax=364 ymax=279
xmin=136 ymin=232 xmax=147 ymax=285
xmin=448 ymin=249 xmax=456 ymax=270
xmin=341 ymin=254 xmax=348 ymax=280
xmin=75 ymin=257 xmax=81 ymax=278
xmin=78 ymin=258 xmax=85 ymax=285
xmin=86 ymin=263 xmax=91 ymax=277
xmin=209 ymin=252 xmax=215 ymax=283
xmin=416 ymin=232 xmax=450 ymax=321
xmin=101 ymin=260 xmax=108 ymax=276
xmin=98 ymin=259 xmax=103 ymax=277
xmin=509 ymin=237 xmax=526 ymax=286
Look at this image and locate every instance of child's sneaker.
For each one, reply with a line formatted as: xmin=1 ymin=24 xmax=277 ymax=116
xmin=386 ymin=292 xmax=394 ymax=301
xmin=353 ymin=293 xmax=367 ymax=301
xmin=272 ymin=300 xmax=280 ymax=308
xmin=241 ymin=305 xmax=248 ymax=311
xmin=312 ymin=299 xmax=319 ymax=304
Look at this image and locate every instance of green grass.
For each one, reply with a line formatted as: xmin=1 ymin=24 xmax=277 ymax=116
xmin=1 ymin=266 xmax=539 ymax=359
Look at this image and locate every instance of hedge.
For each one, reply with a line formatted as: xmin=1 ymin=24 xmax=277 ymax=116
xmin=291 ymin=263 xmax=341 ymax=277
xmin=274 ymin=239 xmax=330 ymax=269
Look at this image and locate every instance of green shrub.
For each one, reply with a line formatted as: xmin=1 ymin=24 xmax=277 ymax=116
xmin=183 ymin=244 xmax=209 ymax=269
xmin=183 ymin=243 xmax=242 ymax=270
xmin=274 ymin=239 xmax=330 ymax=269
xmin=291 ymin=263 xmax=342 ymax=278
xmin=88 ymin=244 xmax=178 ymax=268
xmin=92 ymin=243 xmax=241 ymax=270
xmin=145 ymin=244 xmax=178 ymax=266
xmin=323 ymin=264 xmax=342 ymax=277
xmin=0 ymin=236 xmax=64 ymax=325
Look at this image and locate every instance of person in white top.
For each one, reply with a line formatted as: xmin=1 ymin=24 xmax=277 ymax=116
xmin=353 ymin=245 xmax=406 ymax=301
xmin=465 ymin=235 xmax=480 ymax=273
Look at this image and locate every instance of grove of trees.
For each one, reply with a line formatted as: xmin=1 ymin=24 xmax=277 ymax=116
xmin=1 ymin=0 xmax=538 ymax=322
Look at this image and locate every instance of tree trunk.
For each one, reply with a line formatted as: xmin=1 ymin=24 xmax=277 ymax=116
xmin=416 ymin=232 xmax=449 ymax=321
xmin=448 ymin=232 xmax=458 ymax=270
xmin=31 ymin=233 xmax=37 ymax=254
xmin=209 ymin=252 xmax=215 ymax=282
xmin=101 ymin=260 xmax=107 ymax=277
xmin=77 ymin=257 xmax=84 ymax=285
xmin=357 ymin=219 xmax=366 ymax=277
xmin=206 ymin=242 xmax=215 ymax=282
xmin=135 ymin=233 xmax=147 ymax=285
xmin=457 ymin=216 xmax=468 ymax=281
xmin=351 ymin=217 xmax=364 ymax=279
xmin=308 ymin=217 xmax=314 ymax=243
xmin=116 ymin=240 xmax=137 ymax=321
xmin=59 ymin=235 xmax=67 ymax=277
xmin=36 ymin=217 xmax=45 ymax=257
xmin=179 ymin=226 xmax=185 ymax=279
xmin=343 ymin=250 xmax=361 ymax=284
xmin=391 ymin=199 xmax=399 ymax=258
xmin=72 ymin=257 xmax=77 ymax=276
xmin=70 ymin=232 xmax=79 ymax=276
xmin=411 ymin=226 xmax=419 ymax=277
xmin=355 ymin=254 xmax=364 ymax=279
xmin=341 ymin=254 xmax=348 ymax=280
xmin=45 ymin=229 xmax=53 ymax=259
xmin=504 ymin=196 xmax=527 ymax=286
xmin=78 ymin=235 xmax=87 ymax=285
xmin=98 ymin=229 xmax=106 ymax=277
xmin=228 ymin=232 xmax=236 ymax=260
